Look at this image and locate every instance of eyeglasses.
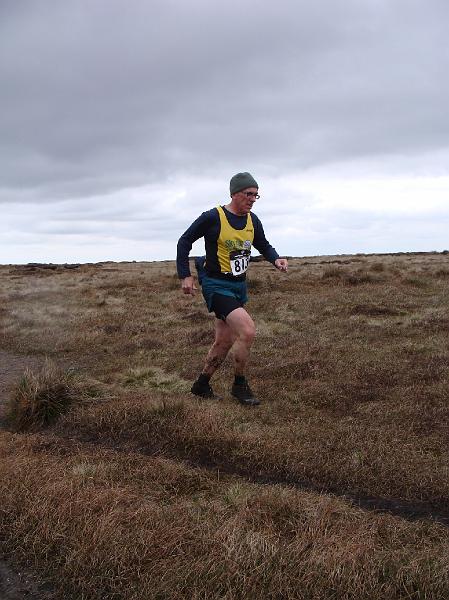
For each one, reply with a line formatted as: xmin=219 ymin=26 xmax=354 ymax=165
xmin=242 ymin=191 xmax=260 ymax=199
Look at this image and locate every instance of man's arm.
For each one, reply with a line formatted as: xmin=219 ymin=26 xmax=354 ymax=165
xmin=252 ymin=214 xmax=288 ymax=272
xmin=177 ymin=210 xmax=215 ymax=294
xmin=274 ymin=258 xmax=288 ymax=272
xmin=181 ymin=275 xmax=197 ymax=295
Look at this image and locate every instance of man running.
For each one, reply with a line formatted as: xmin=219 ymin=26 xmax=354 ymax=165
xmin=177 ymin=172 xmax=288 ymax=406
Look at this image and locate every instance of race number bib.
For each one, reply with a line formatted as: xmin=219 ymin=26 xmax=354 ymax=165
xmin=230 ymin=250 xmax=250 ymax=276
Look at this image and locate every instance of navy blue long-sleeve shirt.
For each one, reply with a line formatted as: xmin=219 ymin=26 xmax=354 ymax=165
xmin=177 ymin=206 xmax=279 ymax=280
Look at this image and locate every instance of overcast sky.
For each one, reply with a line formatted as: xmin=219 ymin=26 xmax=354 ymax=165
xmin=1 ymin=0 xmax=448 ymax=264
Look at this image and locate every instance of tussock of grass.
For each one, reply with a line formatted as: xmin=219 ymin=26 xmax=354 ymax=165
xmin=434 ymin=268 xmax=449 ymax=278
xmin=369 ymin=262 xmax=385 ymax=272
xmin=322 ymin=265 xmax=344 ymax=279
xmin=6 ymin=360 xmax=77 ymax=431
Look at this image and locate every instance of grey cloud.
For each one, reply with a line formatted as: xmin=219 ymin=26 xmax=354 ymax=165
xmin=2 ymin=0 xmax=449 ymax=264
xmin=1 ymin=0 xmax=448 ymax=203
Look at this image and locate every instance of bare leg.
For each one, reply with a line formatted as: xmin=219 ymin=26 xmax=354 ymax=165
xmin=224 ymin=308 xmax=256 ymax=377
xmin=201 ymin=318 xmax=234 ymax=377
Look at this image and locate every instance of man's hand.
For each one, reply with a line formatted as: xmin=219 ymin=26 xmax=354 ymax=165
xmin=275 ymin=258 xmax=288 ymax=273
xmin=181 ymin=276 xmax=198 ymax=295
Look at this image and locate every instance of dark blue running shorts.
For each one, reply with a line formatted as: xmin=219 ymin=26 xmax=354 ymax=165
xmin=201 ymin=275 xmax=248 ymax=321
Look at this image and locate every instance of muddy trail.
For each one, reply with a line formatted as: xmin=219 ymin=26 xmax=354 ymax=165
xmin=0 ymin=558 xmax=55 ymax=600
xmin=81 ymin=434 xmax=449 ymax=528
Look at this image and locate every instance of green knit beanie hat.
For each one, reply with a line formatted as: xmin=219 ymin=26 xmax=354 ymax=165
xmin=229 ymin=172 xmax=258 ymax=196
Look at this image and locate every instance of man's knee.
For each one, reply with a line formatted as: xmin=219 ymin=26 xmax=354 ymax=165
xmin=214 ymin=326 xmax=234 ymax=352
xmin=238 ymin=321 xmax=256 ymax=344
xmin=226 ymin=308 xmax=255 ymax=344
xmin=214 ymin=337 xmax=233 ymax=353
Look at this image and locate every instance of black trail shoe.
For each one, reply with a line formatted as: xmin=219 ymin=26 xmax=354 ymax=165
xmin=191 ymin=379 xmax=216 ymax=399
xmin=231 ymin=382 xmax=260 ymax=406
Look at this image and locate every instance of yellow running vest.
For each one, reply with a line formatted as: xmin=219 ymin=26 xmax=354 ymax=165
xmin=216 ymin=206 xmax=254 ymax=276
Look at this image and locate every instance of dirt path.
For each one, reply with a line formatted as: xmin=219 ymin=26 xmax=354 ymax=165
xmin=0 ymin=558 xmax=55 ymax=600
xmin=0 ymin=351 xmax=56 ymax=600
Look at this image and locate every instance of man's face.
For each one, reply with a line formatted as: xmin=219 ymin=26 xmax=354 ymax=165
xmin=232 ymin=187 xmax=259 ymax=214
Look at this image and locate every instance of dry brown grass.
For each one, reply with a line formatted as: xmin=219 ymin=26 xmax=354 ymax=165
xmin=6 ymin=359 xmax=77 ymax=431
xmin=1 ymin=433 xmax=448 ymax=600
xmin=0 ymin=253 xmax=449 ymax=599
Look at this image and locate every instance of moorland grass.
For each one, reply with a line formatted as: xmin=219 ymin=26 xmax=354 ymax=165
xmin=0 ymin=254 xmax=448 ymax=599
xmin=0 ymin=433 xmax=448 ymax=600
xmin=6 ymin=359 xmax=76 ymax=431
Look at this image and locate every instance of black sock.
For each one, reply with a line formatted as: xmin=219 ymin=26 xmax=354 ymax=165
xmin=198 ymin=373 xmax=211 ymax=384
xmin=234 ymin=375 xmax=245 ymax=385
